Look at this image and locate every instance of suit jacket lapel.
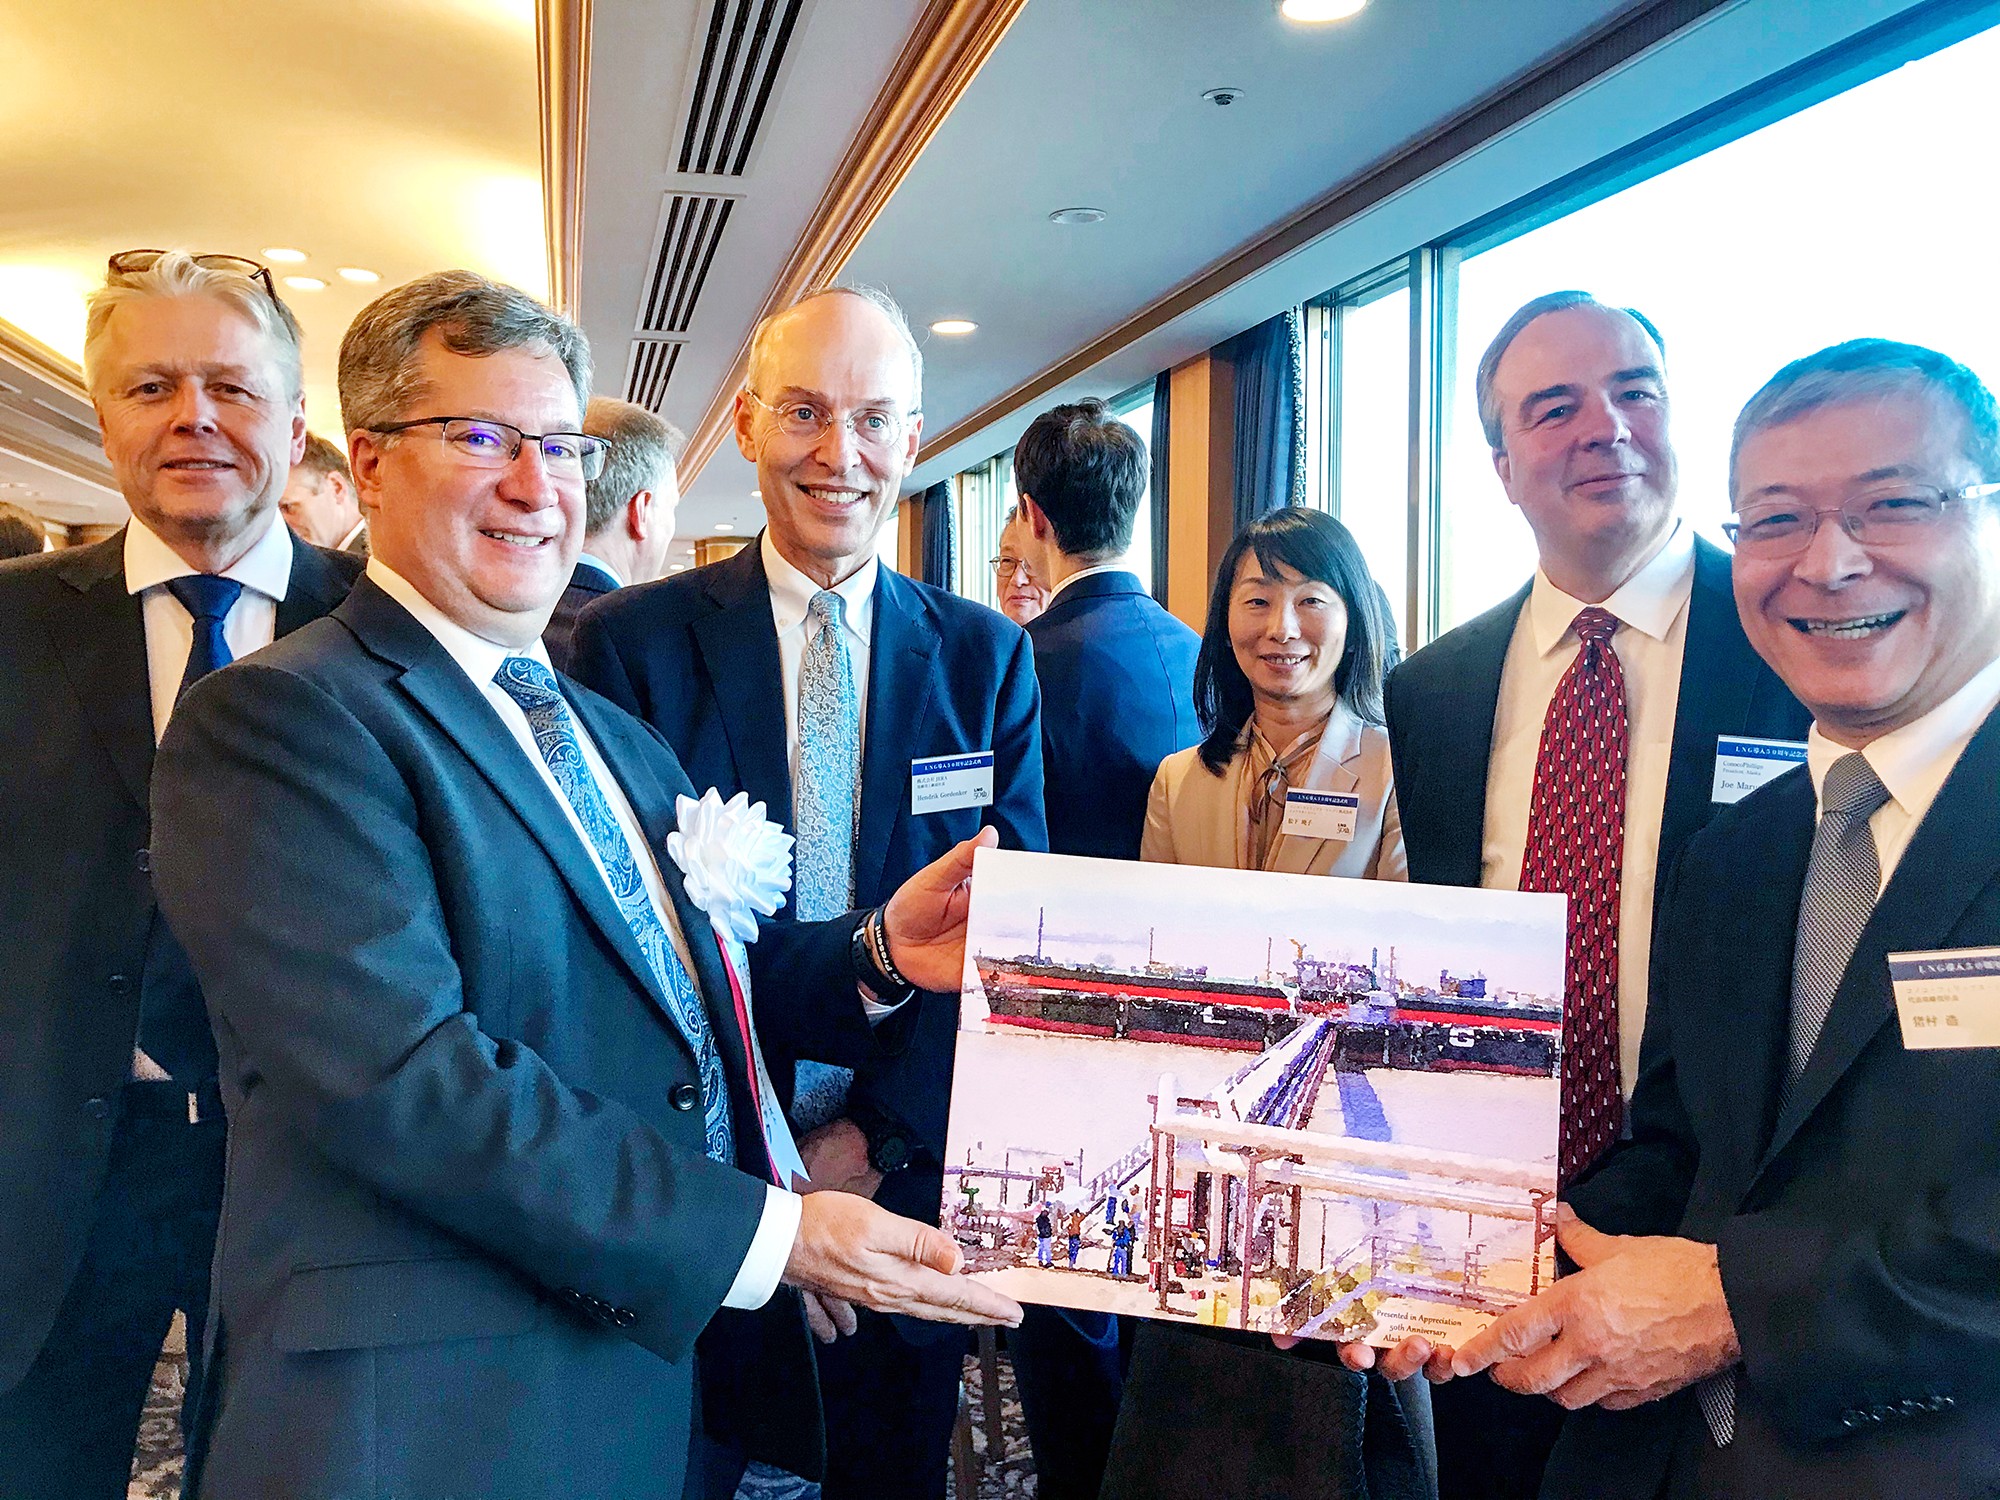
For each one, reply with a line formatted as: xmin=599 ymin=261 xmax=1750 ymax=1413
xmin=1270 ymin=709 xmax=1364 ymax=877
xmin=276 ymin=541 xmax=359 ymax=637
xmin=50 ymin=532 xmax=155 ymax=811
xmin=1760 ymin=705 xmax=2000 ymax=1170
xmin=1428 ymin=585 xmax=1523 ymax=884
xmin=1657 ymin=540 xmax=1758 ymax=887
xmin=856 ymin=569 xmax=936 ymax=906
xmin=690 ymin=549 xmax=794 ymax=830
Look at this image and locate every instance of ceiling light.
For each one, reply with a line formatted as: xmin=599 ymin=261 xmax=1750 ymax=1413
xmin=336 ymin=267 xmax=381 ymax=284
xmin=714 ymin=523 xmax=735 ymax=533
xmin=262 ymin=247 xmax=309 ymax=263
xmin=930 ymin=318 xmax=977 ymax=335
xmin=1202 ymin=87 xmax=1246 ymax=107
xmin=1048 ymin=207 xmax=1107 ymax=226
xmin=668 ymin=564 xmax=688 ymax=573
xmin=282 ymin=276 xmax=327 ymax=292
xmin=1280 ymin=0 xmax=1365 ymax=17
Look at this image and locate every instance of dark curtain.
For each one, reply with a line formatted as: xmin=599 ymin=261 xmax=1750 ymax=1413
xmin=1148 ymin=371 xmax=1171 ymax=607
xmin=918 ymin=480 xmax=954 ymax=591
xmin=1222 ymin=310 xmax=1303 ymax=529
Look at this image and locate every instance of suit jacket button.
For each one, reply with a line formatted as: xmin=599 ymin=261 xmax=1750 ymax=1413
xmin=135 ymin=848 xmax=152 ymax=873
xmin=669 ymin=1083 xmax=699 ymax=1111
xmin=83 ymin=1097 xmax=111 ymax=1120
xmin=1839 ymin=1412 xmax=1860 ymax=1430
xmin=613 ymin=1308 xmax=636 ymax=1328
xmin=107 ymin=974 xmax=132 ymax=996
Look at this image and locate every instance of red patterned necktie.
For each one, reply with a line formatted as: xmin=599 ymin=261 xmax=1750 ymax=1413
xmin=1519 ymin=606 xmax=1628 ymax=1186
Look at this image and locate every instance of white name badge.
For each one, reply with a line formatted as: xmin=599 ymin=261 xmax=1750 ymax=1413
xmin=1889 ymin=946 xmax=2000 ymax=1050
xmin=911 ymin=751 xmax=995 ymax=815
xmin=1712 ymin=735 xmax=1808 ymax=804
xmin=1280 ymin=788 xmax=1359 ymax=842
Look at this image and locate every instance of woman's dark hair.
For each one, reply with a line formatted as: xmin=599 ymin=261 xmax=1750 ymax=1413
xmin=1192 ymin=506 xmax=1391 ymax=775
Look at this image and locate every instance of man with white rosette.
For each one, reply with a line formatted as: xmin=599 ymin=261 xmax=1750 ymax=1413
xmin=146 ymin=270 xmax=1021 ymax=1500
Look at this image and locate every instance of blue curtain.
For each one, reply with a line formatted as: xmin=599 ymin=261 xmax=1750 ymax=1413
xmin=919 ymin=480 xmax=954 ymax=591
xmin=1222 ymin=311 xmax=1303 ymax=529
xmin=1149 ymin=370 xmax=1171 ymax=607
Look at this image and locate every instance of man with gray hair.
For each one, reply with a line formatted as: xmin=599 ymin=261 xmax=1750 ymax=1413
xmin=147 ymin=269 xmax=1020 ymax=1500
xmin=278 ymin=431 xmax=368 ymax=554
xmin=0 ymin=250 xmax=361 ymax=1497
xmin=1383 ymin=290 xmax=1806 ymax=1498
xmin=1454 ymin=338 xmax=2000 ymax=1497
xmin=543 ymin=394 xmax=684 ymax=674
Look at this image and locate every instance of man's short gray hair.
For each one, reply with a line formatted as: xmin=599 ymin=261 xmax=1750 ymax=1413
xmin=84 ymin=250 xmax=306 ymax=402
xmin=583 ymin=396 xmax=684 ymax=537
xmin=744 ymin=284 xmax=923 ymax=408
xmin=1730 ymin=338 xmax=2000 ymax=498
xmin=338 ymin=270 xmax=592 ymax=436
xmin=1474 ymin=290 xmax=1667 ymax=451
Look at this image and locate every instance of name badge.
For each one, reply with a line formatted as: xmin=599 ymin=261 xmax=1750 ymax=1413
xmin=911 ymin=751 xmax=994 ymax=815
xmin=1712 ymin=735 xmax=1808 ymax=804
xmin=1889 ymin=946 xmax=2000 ymax=1050
xmin=1280 ymin=788 xmax=1359 ymax=842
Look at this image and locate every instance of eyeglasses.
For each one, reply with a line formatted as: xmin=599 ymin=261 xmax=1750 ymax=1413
xmin=990 ymin=556 xmax=1032 ymax=580
xmin=745 ymin=391 xmax=916 ymax=452
xmin=108 ymin=249 xmax=277 ymax=302
xmin=367 ymin=417 xmax=609 ymax=482
xmin=1723 ymin=481 xmax=2000 ymax=557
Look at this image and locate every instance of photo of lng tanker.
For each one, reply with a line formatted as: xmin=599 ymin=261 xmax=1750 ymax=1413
xmin=974 ymin=911 xmax=1560 ymax=1075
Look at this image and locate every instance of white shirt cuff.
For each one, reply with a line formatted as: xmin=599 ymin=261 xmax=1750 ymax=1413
xmin=859 ymin=981 xmax=909 ymax=1023
xmin=721 ymin=1184 xmax=803 ymax=1310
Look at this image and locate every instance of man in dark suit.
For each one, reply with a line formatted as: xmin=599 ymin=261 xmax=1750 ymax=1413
xmin=1383 ymin=292 xmax=1806 ymax=1498
xmin=544 ymin=394 xmax=682 ymax=673
xmin=1454 ymin=339 xmax=2000 ymax=1497
xmin=278 ymin=431 xmax=369 ymax=555
xmin=573 ymin=286 xmax=1045 ymax=1500
xmin=1003 ymin=397 xmax=1199 ymax=1497
xmin=0 ymin=251 xmax=360 ymax=1498
xmin=147 ymin=270 xmax=1020 ymax=1500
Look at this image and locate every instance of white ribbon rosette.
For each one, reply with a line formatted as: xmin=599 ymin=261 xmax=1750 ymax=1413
xmin=665 ymin=789 xmax=809 ymax=1189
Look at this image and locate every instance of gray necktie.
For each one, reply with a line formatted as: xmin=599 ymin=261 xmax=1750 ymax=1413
xmin=1698 ymin=751 xmax=1890 ymax=1446
xmin=792 ymin=590 xmax=861 ymax=1130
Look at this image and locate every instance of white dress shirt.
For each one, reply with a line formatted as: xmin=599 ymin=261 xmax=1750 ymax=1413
xmin=127 ymin=512 xmax=292 ymax=743
xmin=1045 ymin=561 xmax=1128 ymax=604
xmin=366 ymin=559 xmax=800 ymax=1312
xmin=762 ymin=530 xmax=875 ymax=782
xmin=1482 ymin=522 xmax=1696 ymax=1093
xmin=1806 ymin=650 xmax=2000 ymax=892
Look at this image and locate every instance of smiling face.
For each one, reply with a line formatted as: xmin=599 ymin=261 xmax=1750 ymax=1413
xmin=1490 ymin=305 xmax=1677 ymax=596
xmin=351 ymin=333 xmax=584 ymax=646
xmin=995 ymin=510 xmax=1049 ymax=626
xmin=734 ymin=293 xmax=921 ymax=588
xmin=1227 ymin=552 xmax=1349 ymax=719
xmin=1731 ymin=389 xmax=2000 ymax=747
xmin=91 ymin=293 xmax=306 ymax=564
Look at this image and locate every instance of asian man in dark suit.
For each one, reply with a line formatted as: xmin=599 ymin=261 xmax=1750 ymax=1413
xmin=572 ymin=286 xmax=1045 ymax=1500
xmin=147 ymin=270 xmax=1020 ymax=1500
xmin=1383 ymin=293 xmax=1806 ymax=1498
xmin=543 ymin=394 xmax=682 ymax=674
xmin=1454 ymin=339 xmax=2000 ymax=1498
xmin=1002 ymin=397 xmax=1200 ymax=1498
xmin=0 ymin=251 xmax=361 ymax=1500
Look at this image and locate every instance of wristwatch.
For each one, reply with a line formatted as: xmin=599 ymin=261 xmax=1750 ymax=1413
xmin=847 ymin=1098 xmax=915 ymax=1174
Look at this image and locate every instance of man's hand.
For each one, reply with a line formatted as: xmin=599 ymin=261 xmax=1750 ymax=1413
xmin=784 ymin=1188 xmax=1022 ymax=1330
xmin=800 ymin=1289 xmax=859 ymax=1344
xmin=881 ymin=827 xmax=998 ymax=992
xmin=1450 ymin=1207 xmax=1740 ymax=1410
xmin=799 ymin=1117 xmax=884 ymax=1200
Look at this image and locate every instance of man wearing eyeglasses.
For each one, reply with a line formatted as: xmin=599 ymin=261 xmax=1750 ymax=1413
xmin=0 ymin=250 xmax=362 ymax=1498
xmin=1449 ymin=339 xmax=2000 ymax=1498
xmin=573 ymin=286 xmax=1046 ymax=1500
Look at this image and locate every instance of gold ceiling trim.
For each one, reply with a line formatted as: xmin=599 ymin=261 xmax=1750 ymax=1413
xmin=537 ymin=0 xmax=593 ymax=314
xmin=0 ymin=319 xmax=88 ymax=403
xmin=677 ymin=0 xmax=1030 ymax=489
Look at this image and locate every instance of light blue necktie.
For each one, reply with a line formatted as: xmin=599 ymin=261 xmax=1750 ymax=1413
xmin=493 ymin=656 xmax=732 ymax=1163
xmin=791 ymin=590 xmax=862 ymax=1130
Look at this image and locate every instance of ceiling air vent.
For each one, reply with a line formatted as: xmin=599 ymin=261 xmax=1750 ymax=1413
xmin=639 ymin=193 xmax=735 ymax=336
xmin=624 ymin=339 xmax=685 ymax=413
xmin=678 ymin=0 xmax=807 ymax=177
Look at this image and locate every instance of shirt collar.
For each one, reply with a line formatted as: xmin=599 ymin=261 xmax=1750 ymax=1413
xmin=1046 ymin=562 xmax=1129 ymax=604
xmin=125 ymin=510 xmax=293 ymax=601
xmin=337 ymin=518 xmax=368 ymax=552
xmin=1526 ymin=520 xmax=1694 ymax=657
xmin=1805 ymin=650 xmax=2000 ymax=819
xmin=576 ymin=553 xmax=624 ymax=589
xmin=761 ymin=529 xmax=877 ymax=641
xmin=365 ymin=557 xmax=555 ymax=686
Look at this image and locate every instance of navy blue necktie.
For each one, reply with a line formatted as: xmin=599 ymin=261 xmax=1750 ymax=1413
xmin=166 ymin=574 xmax=245 ymax=701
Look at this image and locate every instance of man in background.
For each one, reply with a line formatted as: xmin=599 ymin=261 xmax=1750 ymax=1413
xmin=544 ymin=395 xmax=682 ymax=674
xmin=0 ymin=500 xmax=46 ymax=557
xmin=277 ymin=431 xmax=367 ymax=555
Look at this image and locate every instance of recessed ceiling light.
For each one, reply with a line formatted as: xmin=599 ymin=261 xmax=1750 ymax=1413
xmin=282 ymin=276 xmax=327 ymax=292
xmin=930 ymin=318 xmax=978 ymax=335
xmin=1280 ymin=0 xmax=1365 ymax=18
xmin=714 ymin=523 xmax=735 ymax=533
xmin=1201 ymin=86 xmax=1246 ymax=107
xmin=336 ymin=267 xmax=381 ymax=284
xmin=669 ymin=564 xmax=688 ymax=573
xmin=1048 ymin=207 xmax=1107 ymax=226
xmin=262 ymin=247 xmax=309 ymax=264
